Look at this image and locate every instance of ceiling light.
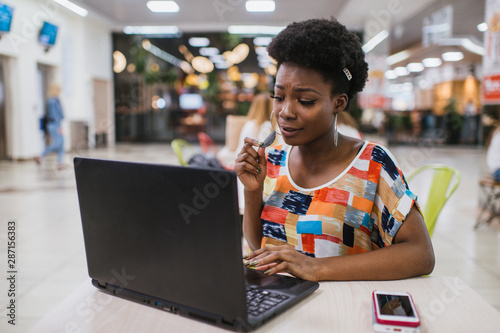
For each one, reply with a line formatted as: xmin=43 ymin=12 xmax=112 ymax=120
xmin=407 ymin=62 xmax=424 ymax=72
xmin=192 ymin=56 xmax=214 ymax=73
xmin=123 ymin=26 xmax=179 ymax=35
xmin=189 ymin=37 xmax=210 ymax=47
xmin=209 ymin=54 xmax=226 ymax=64
xmin=442 ymin=51 xmax=464 ymax=62
xmin=384 ymin=70 xmax=398 ymax=80
xmin=200 ymin=47 xmax=220 ymax=56
xmin=51 ymin=0 xmax=88 ymax=17
xmin=147 ymin=1 xmax=179 ymax=12
xmin=215 ymin=62 xmax=230 ymax=69
xmin=245 ymin=1 xmax=275 ymax=12
xmin=228 ymin=25 xmax=284 ymax=35
xmin=477 ymin=22 xmax=488 ymax=32
xmin=253 ymin=36 xmax=273 ymax=46
xmin=113 ymin=51 xmax=127 ymax=73
xmin=209 ymin=54 xmax=226 ymax=63
xmin=224 ymin=43 xmax=250 ymax=65
xmin=422 ymin=57 xmax=442 ymax=67
xmin=394 ymin=66 xmax=409 ymax=76
xmin=362 ymin=30 xmax=389 ymax=53
xmin=386 ymin=50 xmax=410 ymax=66
xmin=254 ymin=46 xmax=268 ymax=55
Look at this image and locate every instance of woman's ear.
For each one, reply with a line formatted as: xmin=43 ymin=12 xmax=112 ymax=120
xmin=334 ymin=93 xmax=348 ymax=112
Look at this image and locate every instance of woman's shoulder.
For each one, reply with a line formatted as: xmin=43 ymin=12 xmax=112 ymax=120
xmin=361 ymin=141 xmax=397 ymax=162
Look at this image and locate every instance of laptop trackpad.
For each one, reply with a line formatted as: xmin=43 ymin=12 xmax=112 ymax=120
xmin=244 ymin=267 xmax=315 ymax=295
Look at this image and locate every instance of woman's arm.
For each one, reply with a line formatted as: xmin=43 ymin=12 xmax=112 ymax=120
xmin=234 ymin=138 xmax=268 ymax=251
xmin=247 ymin=206 xmax=435 ymax=281
xmin=242 ymin=188 xmax=264 ymax=251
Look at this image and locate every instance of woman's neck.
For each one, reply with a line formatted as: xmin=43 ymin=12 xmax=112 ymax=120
xmin=294 ymin=133 xmax=346 ymax=168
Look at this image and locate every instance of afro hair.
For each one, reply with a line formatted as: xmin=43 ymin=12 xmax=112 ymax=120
xmin=267 ymin=18 xmax=368 ymax=109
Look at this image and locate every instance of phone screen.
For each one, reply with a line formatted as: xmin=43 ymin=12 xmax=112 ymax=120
xmin=376 ymin=294 xmax=416 ymax=317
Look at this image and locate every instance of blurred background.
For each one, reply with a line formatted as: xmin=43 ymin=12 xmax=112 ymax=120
xmin=0 ymin=0 xmax=496 ymax=158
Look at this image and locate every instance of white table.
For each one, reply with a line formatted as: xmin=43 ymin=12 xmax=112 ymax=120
xmin=29 ymin=276 xmax=500 ymax=332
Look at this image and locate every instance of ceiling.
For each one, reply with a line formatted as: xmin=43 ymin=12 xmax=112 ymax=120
xmin=77 ymin=0 xmax=439 ymax=33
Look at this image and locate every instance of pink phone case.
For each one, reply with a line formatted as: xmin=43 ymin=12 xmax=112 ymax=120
xmin=372 ymin=291 xmax=421 ymax=327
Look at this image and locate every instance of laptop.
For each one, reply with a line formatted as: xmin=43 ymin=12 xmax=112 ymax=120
xmin=74 ymin=157 xmax=319 ymax=331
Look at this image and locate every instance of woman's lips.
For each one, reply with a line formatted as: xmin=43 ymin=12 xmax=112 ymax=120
xmin=280 ymin=126 xmax=302 ymax=137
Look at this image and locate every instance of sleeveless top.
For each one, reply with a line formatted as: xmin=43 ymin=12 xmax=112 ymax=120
xmin=260 ymin=142 xmax=419 ymax=258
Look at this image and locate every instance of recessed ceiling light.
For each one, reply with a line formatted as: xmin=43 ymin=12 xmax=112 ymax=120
xmin=188 ymin=37 xmax=210 ymax=47
xmin=362 ymin=30 xmax=389 ymax=53
xmin=245 ymin=1 xmax=275 ymax=12
xmin=386 ymin=50 xmax=410 ymax=66
xmin=384 ymin=70 xmax=398 ymax=80
xmin=123 ymin=26 xmax=179 ymax=35
xmin=394 ymin=66 xmax=409 ymax=76
xmin=422 ymin=57 xmax=442 ymax=67
xmin=200 ymin=47 xmax=220 ymax=56
xmin=228 ymin=25 xmax=284 ymax=35
xmin=442 ymin=51 xmax=464 ymax=62
xmin=51 ymin=0 xmax=88 ymax=17
xmin=147 ymin=1 xmax=179 ymax=13
xmin=407 ymin=63 xmax=424 ymax=72
xmin=253 ymin=36 xmax=273 ymax=46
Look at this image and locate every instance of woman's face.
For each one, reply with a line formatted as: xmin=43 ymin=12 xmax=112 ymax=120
xmin=272 ymin=62 xmax=345 ymax=147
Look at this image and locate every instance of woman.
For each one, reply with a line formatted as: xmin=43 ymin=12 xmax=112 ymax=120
xmin=235 ymin=18 xmax=434 ymax=281
xmin=37 ymin=83 xmax=66 ymax=170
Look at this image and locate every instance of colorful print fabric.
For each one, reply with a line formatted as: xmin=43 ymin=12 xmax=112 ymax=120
xmin=261 ymin=142 xmax=418 ymax=258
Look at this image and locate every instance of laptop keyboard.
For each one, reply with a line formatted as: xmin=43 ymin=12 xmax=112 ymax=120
xmin=246 ymin=286 xmax=289 ymax=317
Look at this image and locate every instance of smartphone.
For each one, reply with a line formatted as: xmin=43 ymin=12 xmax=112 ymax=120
xmin=372 ymin=290 xmax=420 ymax=332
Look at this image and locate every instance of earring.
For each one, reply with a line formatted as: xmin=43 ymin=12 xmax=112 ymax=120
xmin=334 ymin=112 xmax=338 ymax=147
xmin=270 ymin=110 xmax=282 ymax=136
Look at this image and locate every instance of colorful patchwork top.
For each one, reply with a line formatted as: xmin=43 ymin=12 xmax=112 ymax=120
xmin=261 ymin=142 xmax=418 ymax=257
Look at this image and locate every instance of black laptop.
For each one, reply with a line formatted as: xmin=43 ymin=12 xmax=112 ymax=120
xmin=74 ymin=157 xmax=319 ymax=331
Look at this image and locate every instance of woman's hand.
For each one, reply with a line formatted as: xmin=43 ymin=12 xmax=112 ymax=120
xmin=244 ymin=245 xmax=321 ymax=282
xmin=234 ymin=137 xmax=267 ymax=192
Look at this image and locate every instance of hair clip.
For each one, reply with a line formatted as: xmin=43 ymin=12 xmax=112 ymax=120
xmin=343 ymin=68 xmax=352 ymax=81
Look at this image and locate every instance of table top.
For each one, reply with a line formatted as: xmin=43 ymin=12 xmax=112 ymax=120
xmin=29 ymin=276 xmax=500 ymax=333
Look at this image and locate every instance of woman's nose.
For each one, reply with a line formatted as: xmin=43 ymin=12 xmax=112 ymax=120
xmin=279 ymin=104 xmax=295 ymax=119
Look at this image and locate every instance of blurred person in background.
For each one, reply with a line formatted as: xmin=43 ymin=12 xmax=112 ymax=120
xmin=218 ymin=92 xmax=278 ymax=166
xmin=36 ymin=83 xmax=66 ymax=170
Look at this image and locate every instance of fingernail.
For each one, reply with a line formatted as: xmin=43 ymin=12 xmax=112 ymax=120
xmin=243 ymin=254 xmax=249 ymax=260
xmin=256 ymin=167 xmax=261 ymax=174
xmin=243 ymin=260 xmax=250 ymax=266
xmin=249 ymin=260 xmax=260 ymax=266
xmin=264 ymin=269 xmax=272 ymax=275
xmin=257 ymin=141 xmax=264 ymax=147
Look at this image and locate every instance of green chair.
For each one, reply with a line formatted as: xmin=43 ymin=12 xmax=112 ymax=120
xmin=406 ymin=164 xmax=461 ymax=236
xmin=171 ymin=138 xmax=193 ymax=166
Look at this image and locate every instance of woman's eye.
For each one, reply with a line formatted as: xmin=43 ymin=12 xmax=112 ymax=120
xmin=299 ymin=99 xmax=317 ymax=105
xmin=270 ymin=95 xmax=284 ymax=102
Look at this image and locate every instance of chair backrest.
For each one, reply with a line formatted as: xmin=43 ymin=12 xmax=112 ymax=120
xmin=225 ymin=115 xmax=248 ymax=152
xmin=406 ymin=164 xmax=460 ymax=236
xmin=198 ymin=132 xmax=219 ymax=154
xmin=171 ymin=138 xmax=192 ymax=166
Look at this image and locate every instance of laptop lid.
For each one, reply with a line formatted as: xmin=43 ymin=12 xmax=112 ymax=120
xmin=74 ymin=157 xmax=248 ymax=325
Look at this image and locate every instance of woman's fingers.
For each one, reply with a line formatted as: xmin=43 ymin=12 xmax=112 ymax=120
xmin=243 ymin=136 xmax=262 ymax=147
xmin=243 ymin=246 xmax=319 ymax=280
